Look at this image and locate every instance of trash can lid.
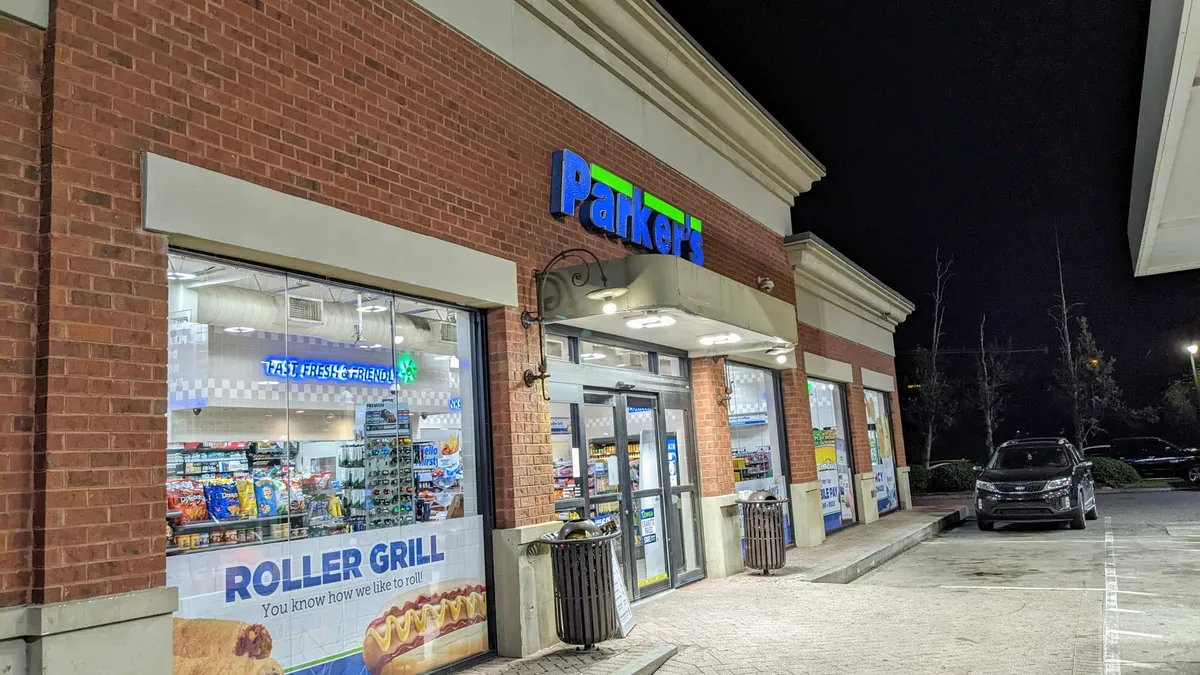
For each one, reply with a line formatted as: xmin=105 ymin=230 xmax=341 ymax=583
xmin=746 ymin=490 xmax=777 ymax=501
xmin=558 ymin=520 xmax=602 ymax=540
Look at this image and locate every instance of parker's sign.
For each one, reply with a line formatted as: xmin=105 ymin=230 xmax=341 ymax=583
xmin=551 ymin=149 xmax=705 ymax=266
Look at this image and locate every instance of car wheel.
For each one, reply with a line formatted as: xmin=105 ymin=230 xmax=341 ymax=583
xmin=1070 ymin=489 xmax=1087 ymax=530
xmin=977 ymin=517 xmax=994 ymax=531
xmin=1187 ymin=465 xmax=1200 ymax=483
xmin=1086 ymin=498 xmax=1099 ymax=521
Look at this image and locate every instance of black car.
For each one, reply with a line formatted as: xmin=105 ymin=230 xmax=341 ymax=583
xmin=974 ymin=438 xmax=1098 ymax=531
xmin=1087 ymin=437 xmax=1200 ymax=482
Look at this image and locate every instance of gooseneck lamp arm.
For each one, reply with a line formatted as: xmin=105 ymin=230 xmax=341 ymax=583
xmin=521 ymin=248 xmax=610 ymax=401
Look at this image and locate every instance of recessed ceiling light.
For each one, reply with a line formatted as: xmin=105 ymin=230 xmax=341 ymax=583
xmin=775 ymin=354 xmax=788 ymax=364
xmin=580 ymin=353 xmax=606 ymax=360
xmin=224 ymin=326 xmax=255 ymax=333
xmin=294 ymin=410 xmax=305 ymax=414
xmin=358 ymin=304 xmax=388 ymax=313
xmin=166 ymin=271 xmax=196 ymax=281
xmin=394 ymin=335 xmax=405 ymax=344
xmin=698 ymin=332 xmax=742 ymax=346
xmin=625 ymin=313 xmax=675 ymax=329
xmin=603 ymin=302 xmax=617 ymax=314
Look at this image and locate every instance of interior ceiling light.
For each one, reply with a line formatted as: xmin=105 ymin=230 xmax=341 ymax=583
xmin=294 ymin=410 xmax=305 ymax=414
xmin=580 ymin=353 xmax=606 ymax=360
xmin=223 ymin=326 xmax=255 ymax=333
xmin=257 ymin=380 xmax=280 ymax=386
xmin=166 ymin=271 xmax=196 ymax=281
xmin=357 ymin=343 xmax=383 ymax=349
xmin=358 ymin=304 xmax=388 ymax=313
xmin=625 ymin=313 xmax=675 ymax=329
xmin=394 ymin=335 xmax=405 ymax=344
xmin=698 ymin=332 xmax=742 ymax=346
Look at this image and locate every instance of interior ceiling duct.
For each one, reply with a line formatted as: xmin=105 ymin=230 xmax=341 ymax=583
xmin=193 ymin=286 xmax=441 ymax=350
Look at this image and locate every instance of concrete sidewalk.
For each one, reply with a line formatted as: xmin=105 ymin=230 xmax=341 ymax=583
xmin=463 ymin=506 xmax=965 ymax=675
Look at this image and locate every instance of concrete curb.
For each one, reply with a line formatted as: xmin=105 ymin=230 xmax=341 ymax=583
xmin=809 ymin=508 xmax=968 ymax=584
xmin=610 ymin=645 xmax=678 ymax=675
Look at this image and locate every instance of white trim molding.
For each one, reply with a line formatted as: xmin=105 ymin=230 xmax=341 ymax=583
xmin=804 ymin=353 xmax=853 ymax=383
xmin=407 ymin=0 xmax=823 ymax=235
xmin=0 ymin=0 xmax=48 ymax=27
xmin=861 ymin=368 xmax=895 ymax=393
xmin=786 ymin=232 xmax=914 ymax=332
xmin=531 ymin=0 xmax=825 ymax=200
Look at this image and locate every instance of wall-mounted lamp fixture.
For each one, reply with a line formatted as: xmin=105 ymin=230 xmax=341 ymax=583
xmin=521 ymin=248 xmax=627 ymax=400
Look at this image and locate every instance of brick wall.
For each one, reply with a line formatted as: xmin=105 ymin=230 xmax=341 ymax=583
xmin=0 ymin=15 xmax=43 ymax=609
xmin=791 ymin=322 xmax=908 ymax=483
xmin=7 ymin=0 xmax=802 ymax=602
xmin=780 ymin=368 xmax=816 ymax=484
xmin=692 ymin=357 xmax=735 ymax=497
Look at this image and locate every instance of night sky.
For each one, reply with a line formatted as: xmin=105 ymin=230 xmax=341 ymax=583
xmin=659 ymin=0 xmax=1200 ymax=444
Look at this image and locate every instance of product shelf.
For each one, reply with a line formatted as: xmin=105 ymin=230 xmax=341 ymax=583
xmin=173 ymin=513 xmax=303 ymax=533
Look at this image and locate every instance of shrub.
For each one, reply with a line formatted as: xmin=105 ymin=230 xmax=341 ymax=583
xmin=926 ymin=460 xmax=979 ymax=493
xmin=1090 ymin=456 xmax=1140 ymax=488
xmin=908 ymin=464 xmax=930 ymax=494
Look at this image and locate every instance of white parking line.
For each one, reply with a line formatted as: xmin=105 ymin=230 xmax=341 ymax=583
xmin=938 ymin=585 xmax=1157 ymax=595
xmin=1113 ymin=630 xmax=1163 ymax=639
xmin=1108 ymin=608 xmax=1144 ymax=614
xmin=1107 ymin=660 xmax=1160 ymax=670
xmin=1105 ymin=516 xmax=1120 ymax=675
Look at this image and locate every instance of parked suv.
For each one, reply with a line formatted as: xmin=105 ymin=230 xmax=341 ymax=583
xmin=974 ymin=437 xmax=1097 ymax=531
xmin=1087 ymin=437 xmax=1200 ymax=482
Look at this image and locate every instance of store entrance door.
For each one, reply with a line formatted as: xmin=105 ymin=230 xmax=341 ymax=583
xmin=582 ymin=390 xmax=673 ymax=599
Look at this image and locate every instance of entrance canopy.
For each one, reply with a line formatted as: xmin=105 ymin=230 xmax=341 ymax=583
xmin=543 ymin=254 xmax=798 ymax=369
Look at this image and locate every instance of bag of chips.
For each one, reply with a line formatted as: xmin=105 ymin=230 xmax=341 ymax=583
xmin=288 ymin=477 xmax=306 ymax=513
xmin=236 ymin=477 xmax=258 ymax=519
xmin=204 ymin=479 xmax=241 ymax=521
xmin=272 ymin=478 xmax=288 ymax=515
xmin=255 ymin=478 xmax=277 ymax=517
xmin=171 ymin=480 xmax=209 ymax=524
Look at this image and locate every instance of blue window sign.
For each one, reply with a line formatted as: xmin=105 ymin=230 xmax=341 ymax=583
xmin=448 ymin=396 xmax=462 ymax=411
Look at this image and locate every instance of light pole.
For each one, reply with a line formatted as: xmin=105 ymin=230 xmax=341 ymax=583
xmin=1188 ymin=344 xmax=1200 ymax=414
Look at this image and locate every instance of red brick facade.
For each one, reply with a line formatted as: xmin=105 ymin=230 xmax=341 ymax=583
xmin=692 ymin=357 xmax=736 ymax=497
xmin=0 ymin=15 xmax=42 ymax=608
xmin=0 ymin=0 xmax=905 ymax=607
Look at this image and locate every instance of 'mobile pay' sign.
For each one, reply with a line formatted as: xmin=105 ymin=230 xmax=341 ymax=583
xmin=551 ymin=149 xmax=705 ymax=266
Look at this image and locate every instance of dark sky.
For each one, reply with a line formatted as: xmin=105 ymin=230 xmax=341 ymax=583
xmin=659 ymin=0 xmax=1200 ymax=409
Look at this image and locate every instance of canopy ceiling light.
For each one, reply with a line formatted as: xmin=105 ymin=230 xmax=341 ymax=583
xmin=698 ymin=332 xmax=742 ymax=346
xmin=166 ymin=271 xmax=197 ymax=281
xmin=521 ymin=248 xmax=620 ymax=400
xmin=625 ymin=313 xmax=676 ymax=329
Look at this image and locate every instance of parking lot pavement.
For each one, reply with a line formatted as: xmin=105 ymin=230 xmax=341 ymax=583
xmin=856 ymin=491 xmax=1200 ymax=674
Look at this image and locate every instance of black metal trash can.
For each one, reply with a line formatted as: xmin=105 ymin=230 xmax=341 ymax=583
xmin=545 ymin=520 xmax=620 ymax=649
xmin=737 ymin=490 xmax=790 ymax=574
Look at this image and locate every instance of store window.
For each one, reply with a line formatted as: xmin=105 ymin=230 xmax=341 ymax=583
xmin=808 ymin=379 xmax=856 ymax=533
xmin=657 ymin=354 xmax=684 ymax=377
xmin=864 ymin=390 xmax=899 ymax=514
xmin=579 ymin=339 xmax=650 ymax=371
xmin=164 ymin=252 xmax=489 ymax=675
xmin=725 ymin=362 xmax=792 ymax=544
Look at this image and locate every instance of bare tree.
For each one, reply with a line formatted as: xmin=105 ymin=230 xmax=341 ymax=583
xmin=904 ymin=250 xmax=957 ymax=468
xmin=1050 ymin=233 xmax=1083 ymax=447
xmin=1050 ymin=235 xmax=1125 ymax=447
xmin=971 ymin=315 xmax=1013 ymax=455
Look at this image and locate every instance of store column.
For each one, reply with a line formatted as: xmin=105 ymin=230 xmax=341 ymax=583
xmin=692 ymin=357 xmax=743 ymax=578
xmin=781 ymin=368 xmax=824 ymax=547
xmin=890 ymin=389 xmax=914 ymax=509
xmin=486 ymin=305 xmax=559 ymax=657
xmin=847 ymin=379 xmax=879 ymax=525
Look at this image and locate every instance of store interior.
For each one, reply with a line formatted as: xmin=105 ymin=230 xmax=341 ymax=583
xmin=164 ymin=253 xmax=477 ymax=555
xmin=725 ymin=362 xmax=792 ymax=543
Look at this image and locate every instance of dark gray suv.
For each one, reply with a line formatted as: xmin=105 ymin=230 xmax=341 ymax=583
xmin=974 ymin=438 xmax=1098 ymax=531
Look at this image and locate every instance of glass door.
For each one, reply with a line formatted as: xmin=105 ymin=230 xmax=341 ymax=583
xmin=624 ymin=395 xmax=671 ymax=597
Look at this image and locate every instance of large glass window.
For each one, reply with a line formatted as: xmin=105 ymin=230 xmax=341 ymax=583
xmin=809 ymin=379 xmax=856 ymax=533
xmin=725 ymin=362 xmax=792 ymax=544
xmin=165 ymin=252 xmax=489 ymax=675
xmin=864 ymin=390 xmax=899 ymax=515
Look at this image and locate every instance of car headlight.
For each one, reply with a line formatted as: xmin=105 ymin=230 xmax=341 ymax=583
xmin=975 ymin=480 xmax=997 ymax=492
xmin=1044 ymin=477 xmax=1071 ymax=490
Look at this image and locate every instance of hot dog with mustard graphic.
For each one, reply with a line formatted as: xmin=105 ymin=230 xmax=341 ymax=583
xmin=362 ymin=579 xmax=488 ymax=675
